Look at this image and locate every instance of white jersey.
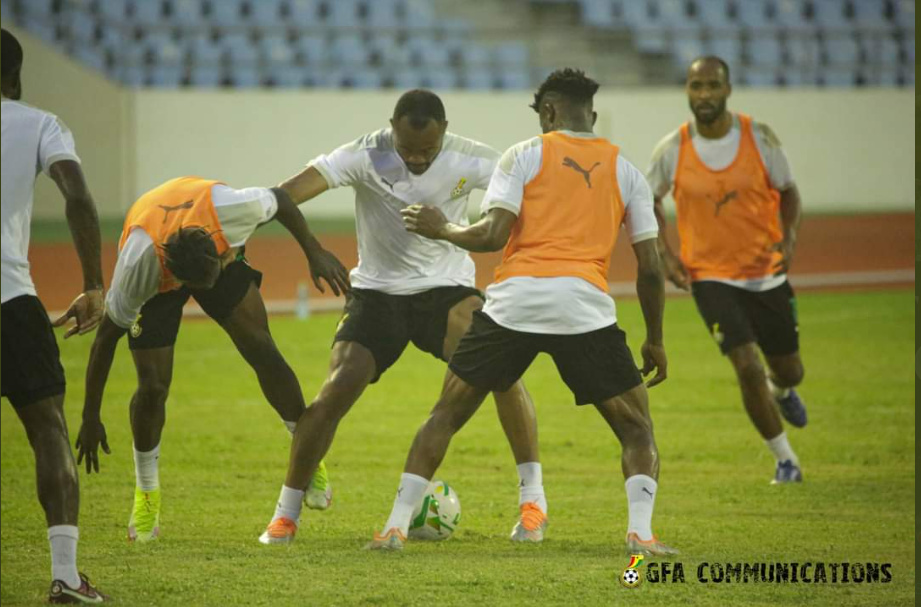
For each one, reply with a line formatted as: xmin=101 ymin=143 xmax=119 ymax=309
xmin=104 ymin=185 xmax=277 ymax=329
xmin=309 ymin=128 xmax=498 ymax=295
xmin=646 ymin=114 xmax=795 ymax=292
xmin=1 ymin=98 xmax=81 ymax=304
xmin=480 ymin=131 xmax=659 ymax=335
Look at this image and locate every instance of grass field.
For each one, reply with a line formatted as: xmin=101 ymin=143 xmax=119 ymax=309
xmin=1 ymin=290 xmax=915 ymax=606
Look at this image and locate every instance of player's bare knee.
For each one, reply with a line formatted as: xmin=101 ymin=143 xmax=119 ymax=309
xmin=135 ymin=380 xmax=170 ymax=408
xmin=772 ymin=360 xmax=804 ymax=387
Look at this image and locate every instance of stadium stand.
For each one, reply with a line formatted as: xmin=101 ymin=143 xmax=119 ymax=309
xmin=1 ymin=0 xmax=913 ymax=89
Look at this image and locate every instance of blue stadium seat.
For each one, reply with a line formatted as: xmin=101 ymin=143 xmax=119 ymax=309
xmin=365 ymin=0 xmax=403 ymax=30
xmin=324 ymin=0 xmax=361 ymax=29
xmin=852 ymin=0 xmax=892 ymax=32
xmin=20 ymin=0 xmax=54 ymax=19
xmin=72 ymin=46 xmax=108 ymax=73
xmin=439 ymin=17 xmax=473 ymax=37
xmin=346 ymin=69 xmax=385 ymax=88
xmin=188 ymin=64 xmax=223 ymax=86
xmin=296 ymin=33 xmax=328 ymax=65
xmin=230 ymin=66 xmax=261 ymax=87
xmin=695 ymin=0 xmax=734 ymax=31
xmin=148 ymin=34 xmax=185 ymax=66
xmin=222 ymin=32 xmax=259 ymax=64
xmin=171 ymin=0 xmax=205 ymax=27
xmin=0 ymin=1 xmax=13 ymax=21
xmin=130 ymin=0 xmax=165 ymax=26
xmin=823 ymin=34 xmax=860 ymax=65
xmin=860 ymin=33 xmax=900 ymax=66
xmin=404 ymin=0 xmax=436 ymax=30
xmin=812 ymin=0 xmax=849 ymax=33
xmin=741 ymin=66 xmax=779 ymax=86
xmin=903 ymin=35 xmax=915 ymax=62
xmin=149 ymin=64 xmax=183 ymax=86
xmin=266 ymin=63 xmax=306 ymax=87
xmin=259 ymin=33 xmax=296 ymax=64
xmin=304 ymin=68 xmax=338 ymax=87
xmin=658 ymin=0 xmax=698 ymax=32
xmin=407 ymin=35 xmax=451 ymax=67
xmin=580 ymin=0 xmax=615 ymax=28
xmin=786 ymin=35 xmax=821 ymax=67
xmin=330 ymin=34 xmax=369 ymax=66
xmin=456 ymin=43 xmax=492 ymax=68
xmin=424 ymin=69 xmax=460 ymax=90
xmin=189 ymin=33 xmax=223 ymax=64
xmin=705 ymin=33 xmax=742 ymax=67
xmin=68 ymin=11 xmax=98 ymax=42
xmin=289 ymin=0 xmax=321 ymax=24
xmin=746 ymin=32 xmax=783 ymax=66
xmin=821 ymin=66 xmax=856 ymax=86
xmin=250 ymin=0 xmax=285 ymax=27
xmin=873 ymin=67 xmax=900 ymax=86
xmin=892 ymin=0 xmax=914 ymax=32
xmin=462 ymin=70 xmax=495 ymax=90
xmin=621 ymin=0 xmax=654 ymax=27
xmin=774 ymin=0 xmax=814 ymax=33
xmin=368 ymin=34 xmax=411 ymax=66
xmin=900 ymin=66 xmax=913 ymax=86
xmin=20 ymin=17 xmax=58 ymax=45
xmin=98 ymin=26 xmax=129 ymax=57
xmin=495 ymin=42 xmax=529 ymax=68
xmin=671 ymin=33 xmax=704 ymax=68
xmin=119 ymin=64 xmax=146 ymax=86
xmin=97 ymin=0 xmax=128 ymax=22
xmin=736 ymin=0 xmax=774 ymax=32
xmin=782 ymin=67 xmax=819 ymax=86
xmin=392 ymin=69 xmax=425 ymax=88
xmin=209 ymin=0 xmax=245 ymax=29
xmin=497 ymin=68 xmax=530 ymax=89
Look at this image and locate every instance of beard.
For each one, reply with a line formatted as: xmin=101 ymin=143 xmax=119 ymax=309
xmin=691 ymin=98 xmax=726 ymax=125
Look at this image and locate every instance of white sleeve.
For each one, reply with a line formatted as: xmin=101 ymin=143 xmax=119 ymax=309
xmin=473 ymin=147 xmax=501 ymax=191
xmin=308 ymin=138 xmax=368 ymax=189
xmin=38 ymin=114 xmax=80 ymax=176
xmin=645 ymin=130 xmax=680 ymax=199
xmin=211 ymin=185 xmax=278 ymax=247
xmin=480 ymin=137 xmax=542 ymax=217
xmin=104 ymin=230 xmax=161 ymax=329
xmin=753 ymin=121 xmax=795 ymax=191
xmin=618 ymin=156 xmax=659 ymax=244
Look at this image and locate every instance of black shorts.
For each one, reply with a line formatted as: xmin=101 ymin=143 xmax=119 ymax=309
xmin=333 ymin=286 xmax=483 ymax=382
xmin=691 ymin=280 xmax=799 ymax=356
xmin=449 ymin=311 xmax=643 ymax=406
xmin=1 ymin=295 xmax=66 ymax=408
xmin=128 ymin=258 xmax=262 ymax=350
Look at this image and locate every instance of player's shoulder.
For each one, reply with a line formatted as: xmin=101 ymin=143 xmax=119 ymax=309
xmin=340 ymin=128 xmax=389 ymax=154
xmin=649 ymin=127 xmax=682 ymax=163
xmin=442 ymin=132 xmax=500 ymax=162
xmin=747 ymin=116 xmax=784 ymax=148
xmin=497 ymin=136 xmax=542 ymax=173
xmin=1 ymin=98 xmax=57 ymax=127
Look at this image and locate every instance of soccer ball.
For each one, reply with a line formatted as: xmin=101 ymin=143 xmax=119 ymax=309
xmin=621 ymin=568 xmax=641 ymax=587
xmin=408 ymin=480 xmax=461 ymax=541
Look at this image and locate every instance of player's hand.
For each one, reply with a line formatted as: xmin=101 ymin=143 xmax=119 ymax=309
xmin=663 ymin=254 xmax=690 ymax=291
xmin=772 ymin=239 xmax=795 ymax=274
xmin=75 ymin=416 xmax=111 ymax=474
xmin=307 ymin=248 xmax=350 ymax=296
xmin=401 ymin=204 xmax=448 ymax=239
xmin=51 ymin=288 xmax=104 ymax=339
xmin=640 ymin=341 xmax=668 ymax=388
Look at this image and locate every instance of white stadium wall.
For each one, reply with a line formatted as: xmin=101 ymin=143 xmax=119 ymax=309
xmin=10 ymin=24 xmax=914 ymax=219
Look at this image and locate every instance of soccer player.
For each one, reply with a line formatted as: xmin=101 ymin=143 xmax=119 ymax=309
xmin=258 ymin=90 xmax=546 ymax=545
xmin=75 ymin=176 xmax=349 ymax=542
xmin=647 ymin=56 xmax=807 ymax=484
xmin=1 ymin=28 xmax=108 ymax=603
xmin=370 ymin=69 xmax=677 ymax=556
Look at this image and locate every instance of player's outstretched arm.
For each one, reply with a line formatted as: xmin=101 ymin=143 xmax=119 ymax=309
xmin=773 ymin=184 xmax=802 ymax=274
xmin=652 ymin=195 xmax=689 ymax=291
xmin=269 ymin=186 xmax=350 ymax=296
xmin=277 ymin=165 xmax=330 ymax=205
xmin=76 ymin=315 xmax=126 ymax=473
xmin=633 ymin=239 xmax=668 ymax=388
xmin=401 ymin=206 xmax=516 ymax=253
xmin=48 ymin=160 xmax=105 ymax=337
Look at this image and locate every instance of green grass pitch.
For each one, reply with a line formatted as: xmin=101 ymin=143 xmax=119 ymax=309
xmin=1 ymin=290 xmax=915 ymax=606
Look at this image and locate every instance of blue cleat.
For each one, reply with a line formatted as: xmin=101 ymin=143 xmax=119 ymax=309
xmin=771 ymin=460 xmax=803 ymax=484
xmin=776 ymin=389 xmax=807 ymax=428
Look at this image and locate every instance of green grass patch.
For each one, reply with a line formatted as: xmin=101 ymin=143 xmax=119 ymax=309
xmin=1 ymin=290 xmax=915 ymax=605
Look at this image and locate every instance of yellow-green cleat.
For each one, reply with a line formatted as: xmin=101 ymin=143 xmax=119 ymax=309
xmin=305 ymin=460 xmax=333 ymax=510
xmin=128 ymin=487 xmax=161 ymax=542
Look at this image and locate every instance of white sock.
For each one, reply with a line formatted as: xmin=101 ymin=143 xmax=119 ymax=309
xmin=625 ymin=475 xmax=657 ymax=541
xmin=271 ymin=485 xmax=304 ymax=523
xmin=517 ymin=462 xmax=548 ymax=515
xmin=767 ymin=377 xmax=791 ymax=400
xmin=133 ymin=444 xmax=160 ymax=491
xmin=383 ymin=473 xmax=430 ymax=536
xmin=766 ymin=432 xmax=799 ymax=465
xmin=48 ymin=525 xmax=80 ymax=589
xmin=284 ymin=420 xmax=296 ymax=435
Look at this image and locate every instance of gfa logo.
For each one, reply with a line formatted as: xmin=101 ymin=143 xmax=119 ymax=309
xmin=130 ymin=314 xmax=143 ymax=338
xmin=451 ymin=177 xmax=467 ymax=198
xmin=621 ymin=554 xmax=645 ymax=588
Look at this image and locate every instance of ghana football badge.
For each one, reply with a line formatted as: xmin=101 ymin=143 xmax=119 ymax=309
xmin=130 ymin=314 xmax=143 ymax=338
xmin=621 ymin=554 xmax=645 ymax=588
xmin=451 ymin=177 xmax=467 ymax=198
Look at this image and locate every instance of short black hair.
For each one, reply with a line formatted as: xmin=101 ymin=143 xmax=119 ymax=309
xmin=2 ymin=29 xmax=23 ymax=81
xmin=392 ymin=89 xmax=446 ymax=129
xmin=689 ymin=56 xmax=731 ymax=83
xmin=162 ymin=227 xmax=219 ymax=284
xmin=530 ymin=68 xmax=600 ymax=112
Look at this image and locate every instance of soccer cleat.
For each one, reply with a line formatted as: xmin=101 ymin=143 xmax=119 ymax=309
xmin=771 ymin=460 xmax=803 ymax=484
xmin=305 ymin=460 xmax=333 ymax=511
xmin=366 ymin=528 xmax=406 ymax=551
xmin=127 ymin=487 xmax=161 ymax=542
xmin=48 ymin=573 xmax=108 ymax=604
xmin=625 ymin=532 xmax=680 ymax=557
xmin=510 ymin=502 xmax=548 ymax=542
xmin=258 ymin=517 xmax=298 ymax=545
xmin=775 ymin=388 xmax=807 ymax=428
